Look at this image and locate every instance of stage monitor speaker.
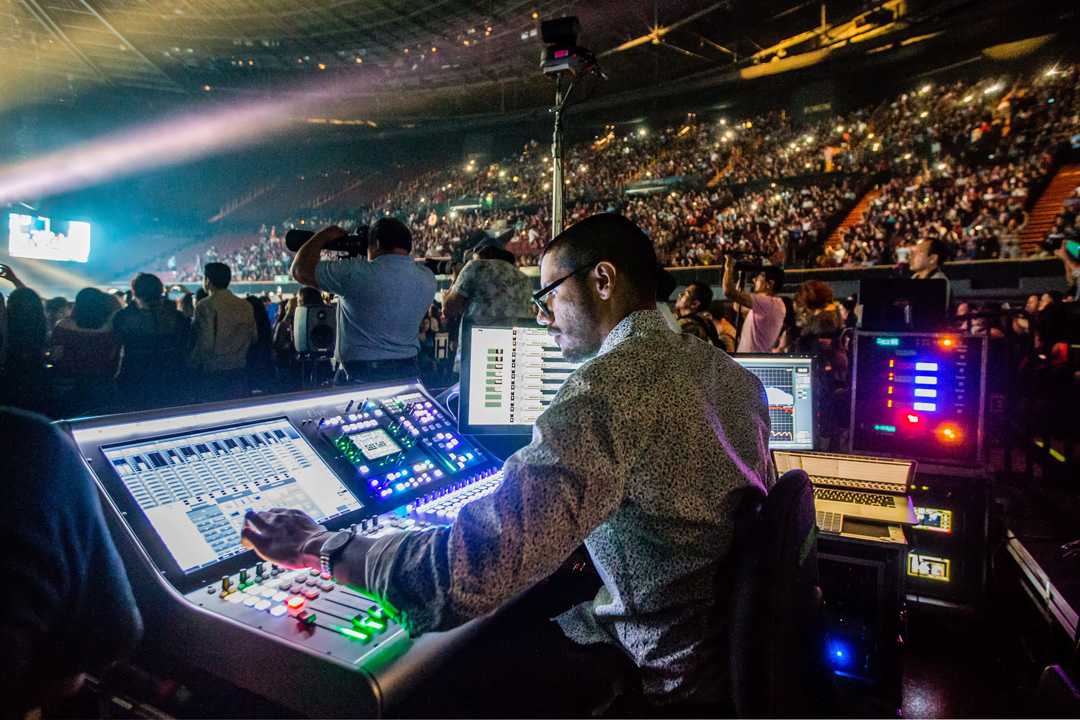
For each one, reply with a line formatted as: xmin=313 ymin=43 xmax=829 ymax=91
xmin=294 ymin=304 xmax=335 ymax=353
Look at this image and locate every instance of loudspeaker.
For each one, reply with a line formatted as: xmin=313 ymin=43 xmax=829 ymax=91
xmin=293 ymin=303 xmax=335 ymax=353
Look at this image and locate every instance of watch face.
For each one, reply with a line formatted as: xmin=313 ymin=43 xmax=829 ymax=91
xmin=322 ymin=530 xmax=352 ymax=555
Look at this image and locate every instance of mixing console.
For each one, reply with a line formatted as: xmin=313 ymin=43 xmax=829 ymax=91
xmin=63 ymin=381 xmax=510 ymax=717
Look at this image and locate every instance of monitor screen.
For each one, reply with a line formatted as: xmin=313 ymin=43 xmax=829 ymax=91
xmin=460 ymin=321 xmax=583 ymax=434
xmin=7 ymin=213 xmax=91 ymax=263
xmin=732 ymin=355 xmax=815 ymax=450
xmin=101 ymin=418 xmax=362 ymax=574
xmin=850 ymin=332 xmax=985 ymax=464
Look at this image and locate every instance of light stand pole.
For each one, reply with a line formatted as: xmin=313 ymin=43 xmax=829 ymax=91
xmin=550 ymin=74 xmax=577 ymax=239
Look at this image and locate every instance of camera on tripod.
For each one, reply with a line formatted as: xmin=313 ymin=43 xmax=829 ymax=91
xmin=285 ymin=226 xmax=369 ymax=257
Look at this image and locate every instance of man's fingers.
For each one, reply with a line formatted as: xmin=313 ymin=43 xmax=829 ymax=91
xmin=244 ymin=509 xmax=273 ymax=529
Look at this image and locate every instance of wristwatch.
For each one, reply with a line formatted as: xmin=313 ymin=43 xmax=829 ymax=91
xmin=318 ymin=529 xmax=355 ymax=577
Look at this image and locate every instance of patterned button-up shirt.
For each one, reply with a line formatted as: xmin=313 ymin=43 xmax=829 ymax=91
xmin=363 ymin=310 xmax=773 ymax=703
xmin=449 ymin=258 xmax=535 ymax=324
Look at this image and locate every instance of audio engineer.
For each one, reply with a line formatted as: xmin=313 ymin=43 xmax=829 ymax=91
xmin=243 ymin=213 xmax=773 ymax=714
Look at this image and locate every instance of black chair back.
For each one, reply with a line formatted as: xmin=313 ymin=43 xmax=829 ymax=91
xmin=727 ymin=468 xmax=831 ymax=717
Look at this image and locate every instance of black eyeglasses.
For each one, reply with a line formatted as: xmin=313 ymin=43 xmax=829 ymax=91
xmin=532 ymin=261 xmax=598 ymax=318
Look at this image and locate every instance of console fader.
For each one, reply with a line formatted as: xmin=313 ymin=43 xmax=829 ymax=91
xmin=64 ymin=381 xmax=511 ymax=717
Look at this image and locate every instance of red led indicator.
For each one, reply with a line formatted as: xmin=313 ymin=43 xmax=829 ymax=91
xmin=554 ymin=49 xmax=570 ymax=59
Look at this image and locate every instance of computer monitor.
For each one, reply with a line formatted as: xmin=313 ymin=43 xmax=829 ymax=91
xmin=459 ymin=319 xmax=583 ymax=435
xmin=858 ymin=278 xmax=948 ymax=332
xmin=732 ymin=354 xmax=815 ymax=450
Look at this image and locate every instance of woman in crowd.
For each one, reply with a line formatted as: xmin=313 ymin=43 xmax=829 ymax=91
xmin=2 ymin=286 xmax=51 ymax=415
xmin=112 ymin=273 xmax=191 ymax=411
xmin=51 ymin=287 xmax=122 ymax=415
xmin=176 ymin=291 xmax=195 ymax=319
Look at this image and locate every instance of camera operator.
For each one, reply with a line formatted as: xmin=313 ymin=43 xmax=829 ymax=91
xmin=722 ymin=255 xmax=785 ymax=353
xmin=290 ymin=217 xmax=436 ymax=384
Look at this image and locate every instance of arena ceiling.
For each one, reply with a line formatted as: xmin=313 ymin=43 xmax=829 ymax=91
xmin=2 ymin=0 xmax=1077 ymax=125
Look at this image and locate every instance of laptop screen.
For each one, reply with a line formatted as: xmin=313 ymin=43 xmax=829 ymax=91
xmin=459 ymin=320 xmax=583 ymax=435
xmin=732 ymin=355 xmax=815 ymax=450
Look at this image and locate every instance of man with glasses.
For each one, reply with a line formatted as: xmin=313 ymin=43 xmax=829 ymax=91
xmin=243 ymin=213 xmax=773 ymax=714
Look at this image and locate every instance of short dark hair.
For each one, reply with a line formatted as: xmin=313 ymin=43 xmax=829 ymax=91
xmin=370 ymin=217 xmax=413 ymax=254
xmin=686 ymin=281 xmax=714 ymax=310
xmin=73 ymin=288 xmax=115 ymax=329
xmin=204 ymin=262 xmax=231 ymax=289
xmin=475 ymin=245 xmax=516 ymax=264
xmin=762 ymin=265 xmax=785 ymax=292
xmin=541 ymin=213 xmax=657 ymax=304
xmin=925 ymin=237 xmax=951 ymax=267
xmin=131 ymin=272 xmax=165 ymax=305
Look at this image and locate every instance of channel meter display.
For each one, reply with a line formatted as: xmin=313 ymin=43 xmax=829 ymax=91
xmin=732 ymin=355 xmax=815 ymax=450
xmin=850 ymin=332 xmax=986 ymax=465
xmin=460 ymin=321 xmax=583 ymax=434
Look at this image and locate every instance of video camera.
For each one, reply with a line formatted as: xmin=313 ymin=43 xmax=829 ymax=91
xmin=285 ymin=227 xmax=369 ymax=258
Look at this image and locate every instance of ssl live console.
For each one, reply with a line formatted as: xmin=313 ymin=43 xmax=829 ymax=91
xmin=63 ymin=382 xmax=508 ymax=717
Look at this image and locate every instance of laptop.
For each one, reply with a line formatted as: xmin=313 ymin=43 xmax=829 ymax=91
xmin=773 ymin=449 xmax=917 ymax=526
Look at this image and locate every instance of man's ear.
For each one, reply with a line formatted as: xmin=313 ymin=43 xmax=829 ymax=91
xmin=594 ymin=261 xmax=617 ymax=301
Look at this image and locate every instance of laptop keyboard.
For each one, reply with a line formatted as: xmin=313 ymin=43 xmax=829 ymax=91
xmin=813 ymin=486 xmax=896 ymax=507
xmin=811 ymin=475 xmax=906 ymax=493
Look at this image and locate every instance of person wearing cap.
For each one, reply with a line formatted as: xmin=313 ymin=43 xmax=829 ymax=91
xmin=722 ymin=255 xmax=786 ymax=352
xmin=243 ymin=213 xmax=772 ymax=715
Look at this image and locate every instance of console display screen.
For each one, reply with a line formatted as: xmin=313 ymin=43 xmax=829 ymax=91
xmin=350 ymin=428 xmax=402 ymax=461
xmin=102 ymin=418 xmax=361 ymax=573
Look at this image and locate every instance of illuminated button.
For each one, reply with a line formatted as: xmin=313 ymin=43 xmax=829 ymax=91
xmin=319 ymin=581 xmax=335 ymax=592
xmin=272 ymin=591 xmax=288 ymax=602
xmin=277 ymin=579 xmax=293 ymax=590
xmin=259 ymin=587 xmax=277 ymax=598
xmin=287 ymin=596 xmax=306 ymax=609
xmin=309 ymin=568 xmax=321 ymax=576
xmin=302 ymin=589 xmax=320 ymax=600
xmin=290 ymin=584 xmax=305 ymax=594
xmin=226 ymin=592 xmax=244 ymax=604
xmin=306 ymin=577 xmax=319 ymax=586
xmin=242 ymin=595 xmax=259 ymax=607
xmin=338 ymin=626 xmax=370 ymax=642
xmin=255 ymin=599 xmax=272 ymax=611
xmin=269 ymin=605 xmax=288 ymax=617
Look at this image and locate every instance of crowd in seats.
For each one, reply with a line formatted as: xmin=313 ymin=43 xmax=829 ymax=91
xmin=143 ymin=64 xmax=1080 ymax=282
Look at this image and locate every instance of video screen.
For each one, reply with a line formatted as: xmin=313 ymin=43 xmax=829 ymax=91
xmin=7 ymin=213 xmax=91 ymax=263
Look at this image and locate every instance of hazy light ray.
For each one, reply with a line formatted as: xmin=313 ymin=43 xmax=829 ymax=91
xmin=0 ymin=73 xmax=375 ymax=205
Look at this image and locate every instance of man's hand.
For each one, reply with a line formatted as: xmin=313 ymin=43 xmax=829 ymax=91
xmin=290 ymin=225 xmax=348 ymax=288
xmin=723 ymin=254 xmax=736 ymax=276
xmin=0 ymin=263 xmax=25 ymax=288
xmin=241 ymin=508 xmax=330 ymax=570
